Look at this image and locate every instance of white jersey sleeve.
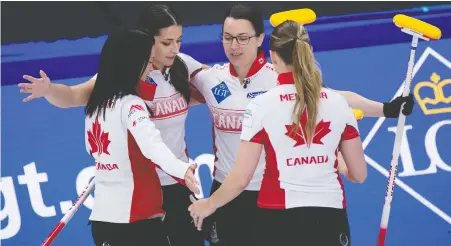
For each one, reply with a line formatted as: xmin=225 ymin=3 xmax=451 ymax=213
xmin=122 ymin=97 xmax=190 ymax=179
xmin=177 ymin=53 xmax=203 ymax=78
xmin=189 ymin=68 xmax=212 ymax=92
xmin=241 ymin=100 xmax=266 ymax=143
xmin=340 ymin=99 xmax=360 ymax=141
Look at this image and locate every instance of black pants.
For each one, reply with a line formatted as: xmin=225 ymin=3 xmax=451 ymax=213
xmin=91 ymin=219 xmax=169 ymax=246
xmin=208 ymin=179 xmax=259 ymax=246
xmin=252 ymin=207 xmax=351 ymax=246
xmin=162 ymin=183 xmax=205 ymax=246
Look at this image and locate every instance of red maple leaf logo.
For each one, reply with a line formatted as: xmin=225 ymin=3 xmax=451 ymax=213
xmin=311 ymin=120 xmax=332 ymax=145
xmin=285 ymin=110 xmax=331 ymax=147
xmin=285 ymin=122 xmax=306 ymax=147
xmin=87 ymin=118 xmax=111 ymax=156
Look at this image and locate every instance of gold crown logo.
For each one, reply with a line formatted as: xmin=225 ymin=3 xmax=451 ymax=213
xmin=414 ymin=72 xmax=451 ymax=115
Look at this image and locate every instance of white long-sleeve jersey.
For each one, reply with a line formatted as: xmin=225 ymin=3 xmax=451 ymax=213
xmin=85 ymin=95 xmax=191 ymax=223
xmin=146 ymin=53 xmax=203 ymax=186
xmin=91 ymin=53 xmax=203 ymax=186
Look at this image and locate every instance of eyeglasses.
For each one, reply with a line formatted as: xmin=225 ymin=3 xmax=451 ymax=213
xmin=220 ymin=34 xmax=257 ymax=45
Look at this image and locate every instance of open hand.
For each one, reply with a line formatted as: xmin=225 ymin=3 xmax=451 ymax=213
xmin=184 ymin=164 xmax=200 ymax=195
xmin=18 ymin=70 xmax=51 ymax=102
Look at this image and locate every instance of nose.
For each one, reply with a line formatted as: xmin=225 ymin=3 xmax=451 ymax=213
xmin=171 ymin=42 xmax=180 ymax=54
xmin=230 ymin=38 xmax=240 ymax=49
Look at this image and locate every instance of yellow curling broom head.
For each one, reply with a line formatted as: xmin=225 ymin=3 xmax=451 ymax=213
xmin=393 ymin=14 xmax=442 ymax=40
xmin=270 ymin=8 xmax=316 ymax=27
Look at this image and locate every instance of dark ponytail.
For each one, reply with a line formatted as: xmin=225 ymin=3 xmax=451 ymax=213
xmin=168 ymin=56 xmax=191 ymax=102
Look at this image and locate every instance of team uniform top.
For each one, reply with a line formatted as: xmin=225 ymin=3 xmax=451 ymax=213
xmin=85 ymin=95 xmax=191 ymax=223
xmin=92 ymin=53 xmax=203 ymax=186
xmin=240 ymin=72 xmax=360 ymax=209
xmin=143 ymin=53 xmax=203 ymax=186
xmin=190 ymin=52 xmax=278 ymax=191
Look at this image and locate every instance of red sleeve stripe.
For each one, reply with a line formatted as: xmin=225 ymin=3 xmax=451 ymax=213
xmin=249 ymin=129 xmax=265 ymax=144
xmin=341 ymin=125 xmax=359 ymax=141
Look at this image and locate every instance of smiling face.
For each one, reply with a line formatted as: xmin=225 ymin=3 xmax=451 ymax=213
xmin=151 ymin=24 xmax=183 ymax=68
xmin=222 ymin=17 xmax=264 ymax=69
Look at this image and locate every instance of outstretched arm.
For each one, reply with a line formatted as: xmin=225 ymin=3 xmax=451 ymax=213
xmin=336 ymin=90 xmax=383 ymax=117
xmin=335 ymin=90 xmax=414 ymax=118
xmin=19 ymin=70 xmax=95 ymax=108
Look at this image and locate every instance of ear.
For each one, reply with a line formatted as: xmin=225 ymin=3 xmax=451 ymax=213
xmin=150 ymin=45 xmax=156 ymax=62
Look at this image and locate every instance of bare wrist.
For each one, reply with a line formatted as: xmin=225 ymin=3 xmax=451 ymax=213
xmin=208 ymin=197 xmax=219 ymax=210
xmin=43 ymin=82 xmax=53 ymax=97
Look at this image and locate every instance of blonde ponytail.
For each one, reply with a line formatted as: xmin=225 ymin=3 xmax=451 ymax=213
xmin=291 ymin=25 xmax=323 ymax=146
